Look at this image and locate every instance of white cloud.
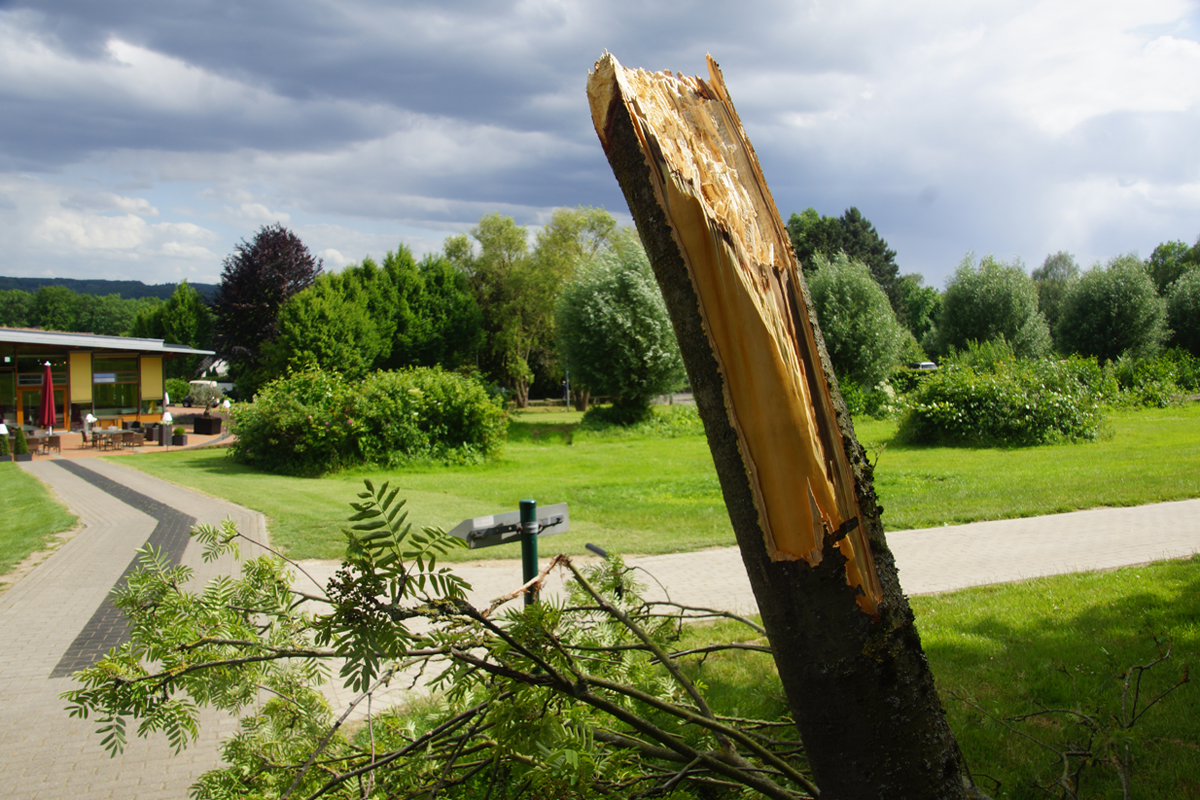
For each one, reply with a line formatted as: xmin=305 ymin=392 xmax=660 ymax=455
xmin=1 ymin=0 xmax=1198 ymax=287
xmin=318 ymin=248 xmax=350 ymax=269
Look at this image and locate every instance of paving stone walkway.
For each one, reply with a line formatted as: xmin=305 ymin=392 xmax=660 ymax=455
xmin=1 ymin=459 xmax=264 ymax=800
xmin=2 ymin=456 xmax=1198 ymax=798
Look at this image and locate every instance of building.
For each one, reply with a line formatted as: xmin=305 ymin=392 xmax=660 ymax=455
xmin=0 ymin=329 xmax=213 ymax=429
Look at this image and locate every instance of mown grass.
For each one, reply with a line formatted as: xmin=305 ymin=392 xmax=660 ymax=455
xmin=0 ymin=462 xmax=77 ymax=581
xmin=680 ymin=555 xmax=1200 ymax=798
xmin=857 ymin=403 xmax=1200 ymax=530
xmin=913 ymin=555 xmax=1200 ymax=798
xmin=115 ymin=403 xmax=1200 ymax=561
xmin=115 ymin=407 xmax=728 ymax=561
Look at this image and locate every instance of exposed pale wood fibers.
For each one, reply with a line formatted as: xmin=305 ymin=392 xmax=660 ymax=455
xmin=588 ymin=53 xmax=881 ymax=613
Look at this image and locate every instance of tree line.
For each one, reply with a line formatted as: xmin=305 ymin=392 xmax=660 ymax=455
xmin=786 ymin=206 xmax=1200 ymax=391
xmin=10 ymin=205 xmax=1196 ymax=413
xmin=213 ymin=212 xmax=681 ymax=420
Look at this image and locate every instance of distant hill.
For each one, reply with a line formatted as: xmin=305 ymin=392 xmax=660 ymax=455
xmin=0 ymin=277 xmax=218 ymax=302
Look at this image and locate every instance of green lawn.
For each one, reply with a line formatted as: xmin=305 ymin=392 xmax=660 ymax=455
xmin=685 ymin=555 xmax=1200 ymax=798
xmin=113 ymin=403 xmax=1200 ymax=561
xmin=0 ymin=462 xmax=78 ymax=581
xmin=916 ymin=556 xmax=1200 ymax=798
xmin=856 ymin=403 xmax=1200 ymax=530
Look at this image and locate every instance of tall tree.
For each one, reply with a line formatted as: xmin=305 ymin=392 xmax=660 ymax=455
xmin=808 ymin=253 xmax=907 ymax=387
xmin=131 ymin=281 xmax=212 ymax=377
xmin=1031 ymin=250 xmax=1080 ymax=338
xmin=786 ymin=206 xmax=902 ymax=313
xmin=1146 ymin=239 xmax=1197 ymax=295
xmin=447 ymin=208 xmax=615 ymax=406
xmin=408 ymin=255 xmax=484 ymax=370
xmin=213 ymin=224 xmax=322 ymax=396
xmin=0 ymin=289 xmax=33 ymax=328
xmin=838 ymin=206 xmax=901 ymax=308
xmin=933 ymin=253 xmax=1051 ymax=358
xmin=71 ymin=293 xmax=138 ymax=336
xmin=264 ymin=280 xmax=383 ymax=381
xmin=589 ymin=54 xmax=979 ymax=799
xmin=29 ymin=285 xmax=76 ymax=331
xmin=556 ymin=230 xmax=684 ymax=423
xmin=1167 ymin=266 xmax=1200 ymax=356
xmin=1057 ymin=254 xmax=1168 ymax=362
xmin=785 ymin=207 xmax=843 ymax=271
xmin=895 ymin=272 xmax=941 ymax=345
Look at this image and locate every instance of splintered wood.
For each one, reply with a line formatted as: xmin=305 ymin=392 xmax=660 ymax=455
xmin=588 ymin=53 xmax=882 ymax=613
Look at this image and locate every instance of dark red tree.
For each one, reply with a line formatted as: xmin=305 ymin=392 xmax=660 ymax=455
xmin=213 ymin=224 xmax=322 ymax=393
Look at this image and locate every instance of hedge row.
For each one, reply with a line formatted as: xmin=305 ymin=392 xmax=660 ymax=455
xmin=230 ymin=367 xmax=506 ymax=476
xmin=897 ymin=356 xmax=1104 ymax=446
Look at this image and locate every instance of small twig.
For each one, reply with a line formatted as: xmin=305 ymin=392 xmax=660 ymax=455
xmin=281 ymin=665 xmax=400 ymax=800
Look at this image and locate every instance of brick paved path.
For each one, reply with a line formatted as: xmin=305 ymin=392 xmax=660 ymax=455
xmin=3 ymin=455 xmax=1199 ymax=798
xmin=0 ymin=459 xmax=264 ymax=800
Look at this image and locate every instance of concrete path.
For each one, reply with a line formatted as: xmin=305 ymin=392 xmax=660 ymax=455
xmin=3 ymin=457 xmax=1199 ymax=799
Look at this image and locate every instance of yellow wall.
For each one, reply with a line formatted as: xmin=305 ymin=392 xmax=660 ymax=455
xmin=141 ymin=357 xmax=163 ymax=399
xmin=70 ymin=352 xmax=92 ymax=403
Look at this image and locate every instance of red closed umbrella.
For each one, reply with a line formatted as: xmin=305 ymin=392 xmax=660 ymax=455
xmin=39 ymin=361 xmax=56 ymax=430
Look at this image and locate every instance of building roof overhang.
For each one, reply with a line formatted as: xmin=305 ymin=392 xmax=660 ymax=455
xmin=0 ymin=328 xmax=215 ymax=357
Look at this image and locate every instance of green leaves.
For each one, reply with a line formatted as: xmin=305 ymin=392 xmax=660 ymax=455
xmin=935 ymin=253 xmax=1052 ymax=359
xmin=313 ymin=480 xmax=469 ymax=693
xmin=1058 ymin=254 xmax=1168 ymax=362
xmin=808 ymin=252 xmax=907 ymax=388
xmin=229 ymin=366 xmax=506 ymax=476
xmin=556 ymin=231 xmax=684 ymax=422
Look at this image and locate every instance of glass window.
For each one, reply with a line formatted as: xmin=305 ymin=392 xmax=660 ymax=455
xmin=93 ymin=355 xmax=140 ymax=416
xmin=0 ymin=369 xmax=14 ymax=425
xmin=93 ymin=383 xmax=138 ymax=416
xmin=17 ymin=354 xmax=67 ymax=386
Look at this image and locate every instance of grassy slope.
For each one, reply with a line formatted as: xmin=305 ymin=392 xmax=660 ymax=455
xmin=0 ymin=463 xmax=77 ymax=579
xmin=114 ymin=404 xmax=1200 ymax=560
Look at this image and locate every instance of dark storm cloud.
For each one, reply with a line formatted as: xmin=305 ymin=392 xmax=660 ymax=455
xmin=0 ymin=0 xmax=1198 ymax=284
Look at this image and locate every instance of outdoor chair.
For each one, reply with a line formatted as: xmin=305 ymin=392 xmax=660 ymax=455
xmin=43 ymin=435 xmax=61 ymax=455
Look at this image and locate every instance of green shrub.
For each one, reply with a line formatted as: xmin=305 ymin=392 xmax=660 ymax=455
xmin=942 ymin=336 xmax=1018 ymax=371
xmin=230 ymin=366 xmax=506 ymax=476
xmin=898 ymin=353 xmax=1103 ymax=446
xmin=808 ymin=252 xmax=907 ymax=387
xmin=165 ymin=378 xmax=190 ymax=405
xmin=839 ymin=379 xmax=897 ymax=419
xmin=1164 ymin=347 xmax=1200 ymax=391
xmin=13 ymin=427 xmax=29 ymax=456
xmin=0 ymin=433 xmax=8 ymax=457
xmin=1109 ymin=354 xmax=1181 ymax=408
xmin=890 ymin=365 xmax=935 ymax=395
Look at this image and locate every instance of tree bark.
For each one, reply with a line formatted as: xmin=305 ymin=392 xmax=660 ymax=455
xmin=588 ymin=54 xmax=976 ymax=799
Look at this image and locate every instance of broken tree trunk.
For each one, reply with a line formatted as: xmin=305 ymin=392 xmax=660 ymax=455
xmin=588 ymin=54 xmax=976 ymax=799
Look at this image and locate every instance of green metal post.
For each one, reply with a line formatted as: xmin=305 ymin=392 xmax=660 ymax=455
xmin=520 ymin=498 xmax=538 ymax=606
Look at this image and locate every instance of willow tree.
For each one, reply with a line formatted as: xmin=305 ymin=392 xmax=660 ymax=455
xmin=588 ymin=54 xmax=981 ymax=799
